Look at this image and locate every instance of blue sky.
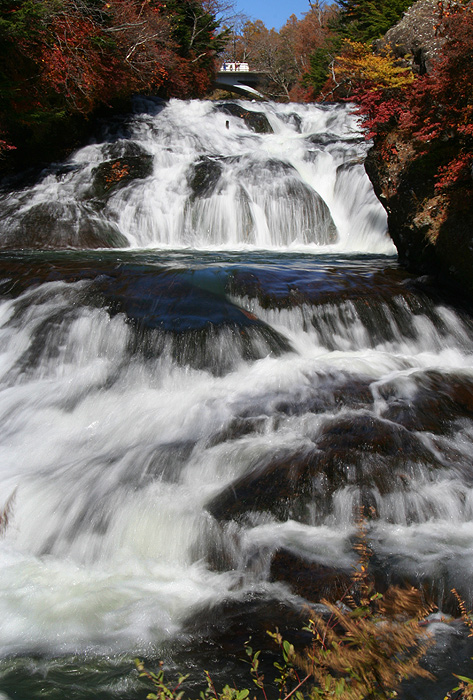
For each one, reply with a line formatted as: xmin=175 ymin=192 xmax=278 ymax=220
xmin=234 ymin=0 xmax=313 ymax=30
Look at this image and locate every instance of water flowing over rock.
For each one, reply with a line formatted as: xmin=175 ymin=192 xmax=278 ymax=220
xmin=214 ymin=102 xmax=274 ymax=133
xmin=0 ymin=99 xmax=390 ymax=252
xmin=0 ymin=99 xmax=471 ymax=698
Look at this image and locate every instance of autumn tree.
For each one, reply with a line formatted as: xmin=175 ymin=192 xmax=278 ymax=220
xmin=323 ymin=38 xmax=414 ymax=100
xmin=281 ymin=5 xmax=338 ymax=100
xmin=221 ymin=4 xmax=337 ymax=101
xmin=0 ymin=0 xmax=224 ymax=162
xmin=305 ymin=0 xmax=414 ymax=99
xmin=333 ymin=4 xmax=473 ymax=195
xmin=396 ymin=5 xmax=473 ymax=191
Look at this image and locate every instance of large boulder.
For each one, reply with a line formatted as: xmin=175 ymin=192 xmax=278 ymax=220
xmin=375 ymin=0 xmax=445 ymax=74
xmin=90 ymin=144 xmax=153 ymax=199
xmin=214 ymin=103 xmax=274 ymax=134
xmin=365 ymin=133 xmax=473 ymax=301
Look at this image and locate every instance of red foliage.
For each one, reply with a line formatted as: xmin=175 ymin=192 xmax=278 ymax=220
xmin=0 ymin=139 xmax=16 ymax=157
xmin=0 ymin=0 xmax=220 ymax=157
xmin=353 ymin=5 xmax=473 ymax=192
xmin=24 ymin=0 xmax=174 ymax=113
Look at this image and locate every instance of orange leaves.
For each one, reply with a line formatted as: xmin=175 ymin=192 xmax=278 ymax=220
xmin=333 ymin=39 xmax=415 ymax=93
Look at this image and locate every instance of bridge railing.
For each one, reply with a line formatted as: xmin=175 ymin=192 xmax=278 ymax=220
xmin=220 ymin=62 xmax=250 ymax=72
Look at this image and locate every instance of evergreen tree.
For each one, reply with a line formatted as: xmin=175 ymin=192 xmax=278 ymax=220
xmin=305 ymin=0 xmax=414 ymax=98
xmin=336 ymin=0 xmax=414 ymax=44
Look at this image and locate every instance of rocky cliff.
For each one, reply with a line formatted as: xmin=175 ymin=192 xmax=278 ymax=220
xmin=365 ymin=135 xmax=473 ymax=300
xmin=375 ymin=0 xmax=445 ymax=73
xmin=366 ymin=0 xmax=473 ymax=303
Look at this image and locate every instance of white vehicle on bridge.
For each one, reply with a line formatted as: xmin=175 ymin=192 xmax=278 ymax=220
xmin=220 ymin=62 xmax=250 ymax=72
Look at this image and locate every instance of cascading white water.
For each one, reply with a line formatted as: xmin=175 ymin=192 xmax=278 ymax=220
xmin=0 ymin=100 xmax=471 ymax=699
xmin=0 ymin=99 xmax=393 ymax=253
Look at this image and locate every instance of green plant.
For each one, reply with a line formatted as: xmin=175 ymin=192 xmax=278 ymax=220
xmin=136 ymin=516 xmax=437 ymax=700
xmin=444 ymin=591 xmax=473 ymax=700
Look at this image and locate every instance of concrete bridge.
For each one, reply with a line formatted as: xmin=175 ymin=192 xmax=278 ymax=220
xmin=215 ymin=64 xmax=266 ymax=99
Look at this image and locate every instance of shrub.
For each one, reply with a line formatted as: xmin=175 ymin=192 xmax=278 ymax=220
xmin=136 ymin=517 xmax=436 ymax=700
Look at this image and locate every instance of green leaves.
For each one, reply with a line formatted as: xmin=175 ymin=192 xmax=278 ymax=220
xmin=335 ymin=0 xmax=413 ymax=43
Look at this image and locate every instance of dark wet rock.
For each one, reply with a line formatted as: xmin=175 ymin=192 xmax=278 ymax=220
xmin=330 ymin=377 xmax=374 ymax=410
xmin=269 ymin=548 xmax=352 ymax=604
xmin=375 ymin=0 xmax=445 ymax=74
xmin=0 ymin=202 xmax=128 ymax=249
xmin=215 ymin=103 xmax=273 ymax=134
xmin=137 ymin=441 xmax=196 ymax=482
xmin=181 ymin=593 xmax=311 ymax=661
xmin=365 ymin=138 xmax=449 ymax=277
xmin=128 ymin=322 xmax=292 ymax=376
xmin=314 ymin=413 xmax=436 ymax=491
xmin=310 ymin=294 xmax=424 ymax=350
xmin=316 ymin=413 xmax=429 ymax=460
xmin=90 ymin=153 xmax=153 ymax=198
xmin=171 ymin=596 xmax=313 ymax=700
xmin=206 ymin=413 xmax=440 ymax=523
xmin=240 ymin=158 xmax=297 ymax=181
xmin=264 ymin=375 xmax=374 ymax=418
xmin=307 ymin=133 xmax=362 ymax=148
xmin=187 ymin=156 xmax=224 ymax=200
xmin=102 ymin=139 xmax=151 ymax=161
xmin=206 ymin=416 xmax=267 ymax=448
xmin=54 ymin=163 xmax=83 ymax=181
xmin=365 ymin=123 xmax=473 ymax=304
xmin=229 ymin=260 xmax=412 ymax=310
xmin=379 ymin=370 xmax=473 ymax=435
xmin=206 ymin=445 xmax=320 ymax=522
xmin=336 ymin=158 xmax=365 ymax=175
xmin=76 ymin=218 xmax=129 ymax=248
xmin=280 ymin=112 xmax=303 ymax=132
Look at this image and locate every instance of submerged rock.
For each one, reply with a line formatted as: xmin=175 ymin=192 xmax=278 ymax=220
xmin=181 ymin=593 xmax=311 ymax=664
xmin=206 ymin=412 xmax=443 ymax=523
xmin=128 ymin=322 xmax=292 ymax=375
xmin=0 ymin=201 xmax=128 ymax=249
xmin=269 ymin=548 xmax=352 ymax=604
xmin=379 ymin=369 xmax=473 ymax=435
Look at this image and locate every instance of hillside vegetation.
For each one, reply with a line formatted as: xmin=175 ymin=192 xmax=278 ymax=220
xmin=0 ymin=0 xmax=224 ymax=165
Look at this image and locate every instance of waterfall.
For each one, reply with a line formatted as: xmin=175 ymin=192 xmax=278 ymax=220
xmin=0 ymin=99 xmax=471 ymax=700
xmin=0 ymin=99 xmax=393 ymax=253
